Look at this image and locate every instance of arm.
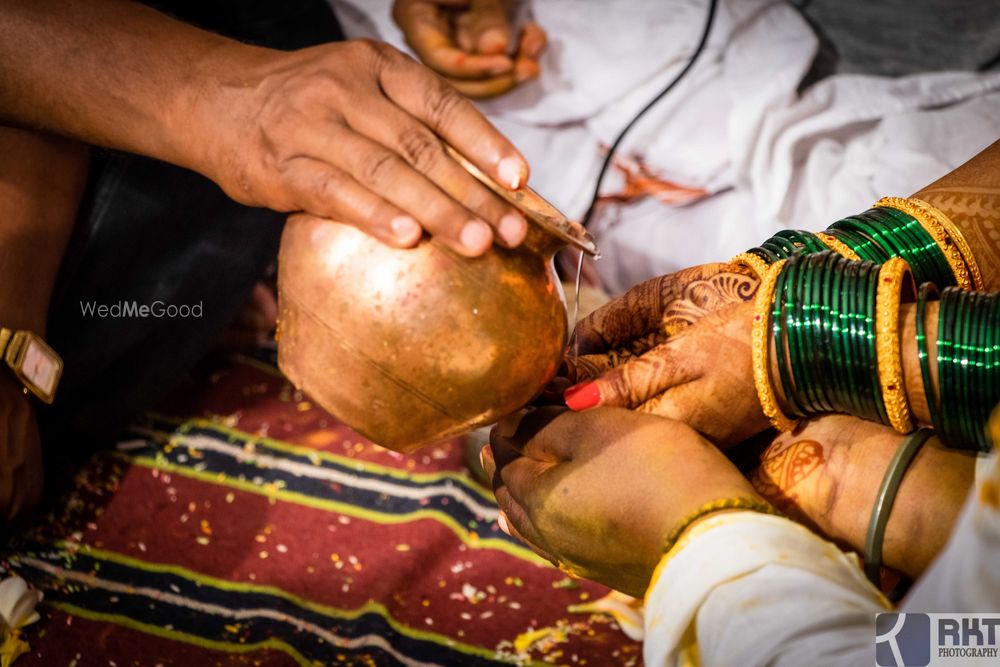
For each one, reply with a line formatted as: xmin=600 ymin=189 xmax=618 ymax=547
xmin=915 ymin=138 xmax=1000 ymax=290
xmin=749 ymin=415 xmax=975 ymax=579
xmin=0 ymin=0 xmax=531 ymax=256
xmin=563 ymin=139 xmax=1000 ymax=434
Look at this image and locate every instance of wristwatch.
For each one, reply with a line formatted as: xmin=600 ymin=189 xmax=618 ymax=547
xmin=0 ymin=329 xmax=62 ymax=404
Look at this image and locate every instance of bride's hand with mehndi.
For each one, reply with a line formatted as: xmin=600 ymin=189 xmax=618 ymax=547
xmin=565 ymin=298 xmax=765 ymax=448
xmin=564 ymin=262 xmax=759 ymax=384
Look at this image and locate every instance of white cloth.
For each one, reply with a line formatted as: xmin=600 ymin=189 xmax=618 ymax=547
xmin=642 ymin=453 xmax=1000 ymax=666
xmin=329 ymin=0 xmax=1000 ymax=292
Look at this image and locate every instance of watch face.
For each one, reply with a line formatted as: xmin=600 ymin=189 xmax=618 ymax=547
xmin=21 ymin=337 xmax=59 ymax=396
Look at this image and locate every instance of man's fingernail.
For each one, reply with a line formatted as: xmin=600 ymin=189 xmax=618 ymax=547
xmin=460 ymin=220 xmax=493 ymax=253
xmin=498 ymin=157 xmax=526 ymax=190
xmin=478 ymin=445 xmax=488 ymax=471
xmin=497 ymin=513 xmax=511 ymax=535
xmin=564 ymin=381 xmax=601 ymax=411
xmin=498 ymin=213 xmax=527 ymax=246
xmin=391 ymin=216 xmax=421 ymax=243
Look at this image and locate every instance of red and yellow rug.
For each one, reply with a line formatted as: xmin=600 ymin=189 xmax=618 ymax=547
xmin=2 ymin=352 xmax=643 ymax=666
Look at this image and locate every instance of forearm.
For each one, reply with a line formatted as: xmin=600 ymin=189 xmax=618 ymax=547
xmin=913 ymin=139 xmax=1000 ymax=291
xmin=0 ymin=0 xmax=253 ymax=176
xmin=0 ymin=128 xmax=87 ymax=332
xmin=752 ymin=415 xmax=974 ymax=579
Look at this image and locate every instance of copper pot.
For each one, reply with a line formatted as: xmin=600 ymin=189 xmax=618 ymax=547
xmin=277 ymin=158 xmax=598 ymax=452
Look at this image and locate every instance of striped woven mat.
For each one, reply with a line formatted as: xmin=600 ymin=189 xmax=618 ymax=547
xmin=1 ymin=352 xmax=643 ymax=666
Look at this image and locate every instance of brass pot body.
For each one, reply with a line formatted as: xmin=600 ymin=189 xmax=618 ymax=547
xmin=277 ymin=215 xmax=570 ymax=452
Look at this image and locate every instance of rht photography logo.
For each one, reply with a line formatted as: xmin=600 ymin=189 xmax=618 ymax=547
xmin=877 ymin=613 xmax=1000 ymax=666
xmin=79 ymin=300 xmax=203 ymax=319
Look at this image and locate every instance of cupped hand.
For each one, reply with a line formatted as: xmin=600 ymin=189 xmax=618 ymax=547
xmin=201 ymin=39 xmax=530 ymax=257
xmin=393 ymin=0 xmax=547 ymax=98
xmin=483 ymin=407 xmax=762 ymax=598
xmin=564 ymin=262 xmax=758 ymax=384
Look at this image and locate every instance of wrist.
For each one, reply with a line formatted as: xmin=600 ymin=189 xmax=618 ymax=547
xmin=170 ymin=39 xmax=274 ymax=183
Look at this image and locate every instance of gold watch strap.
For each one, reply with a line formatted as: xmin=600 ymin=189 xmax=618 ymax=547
xmin=0 ymin=327 xmax=62 ymax=403
xmin=0 ymin=328 xmax=13 ymax=360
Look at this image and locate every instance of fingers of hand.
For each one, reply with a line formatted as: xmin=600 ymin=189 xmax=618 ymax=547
xmin=279 ymin=159 xmax=423 ymax=248
xmin=565 ymin=353 xmax=620 ymax=384
xmin=571 ymin=275 xmax=670 ymax=356
xmin=497 ymin=504 xmax=556 ymax=565
xmin=378 ymin=56 xmax=529 ymax=189
xmin=567 ymin=343 xmax=690 ymax=411
xmin=464 ymin=0 xmax=510 ymax=55
xmin=394 ymin=0 xmax=513 ymax=78
xmin=446 ymin=73 xmax=519 ymax=98
xmin=518 ymin=21 xmax=547 ymax=59
xmin=494 ymin=406 xmax=574 ymax=462
xmin=348 ymin=104 xmax=528 ymax=247
xmin=303 ymin=123 xmax=513 ymax=256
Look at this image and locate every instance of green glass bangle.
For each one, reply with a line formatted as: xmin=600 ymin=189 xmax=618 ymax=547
xmin=772 ymin=254 xmax=803 ymax=417
xmin=838 ymin=259 xmax=865 ymax=419
xmin=761 ymin=238 xmax=795 ymax=259
xmin=795 ymin=253 xmax=821 ymax=412
xmin=858 ymin=210 xmax=935 ymax=286
xmin=863 ymin=428 xmax=934 ymax=587
xmin=963 ymin=293 xmax=985 ymax=447
xmin=838 ymin=215 xmax=923 ymax=285
xmin=937 ymin=288 xmax=960 ymax=444
xmin=915 ymin=282 xmax=941 ymax=431
xmin=826 ymin=223 xmax=890 ymax=263
xmin=813 ymin=251 xmax=841 ymax=412
xmin=803 ymin=252 xmax=829 ymax=412
xmin=772 ymin=229 xmax=828 ymax=254
xmin=845 ymin=259 xmax=875 ymax=420
xmin=985 ymin=293 xmax=1000 ymax=448
xmin=748 ymin=247 xmax=778 ymax=264
xmin=872 ymin=208 xmax=944 ymax=287
xmin=866 ymin=261 xmax=891 ymax=425
xmin=827 ymin=251 xmax=853 ymax=414
xmin=953 ymin=292 xmax=976 ymax=447
xmin=968 ymin=292 xmax=993 ymax=450
xmin=787 ymin=254 xmax=817 ymax=414
xmin=877 ymin=206 xmax=957 ymax=289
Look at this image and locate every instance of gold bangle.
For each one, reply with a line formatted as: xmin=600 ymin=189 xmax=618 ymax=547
xmin=873 ymin=196 xmax=979 ymax=291
xmin=908 ymin=197 xmax=985 ymax=291
xmin=875 ymin=257 xmax=916 ymax=433
xmin=730 ymin=252 xmax=769 ymax=280
xmin=752 ymin=259 xmax=797 ymax=432
xmin=816 ymin=232 xmax=861 ymax=260
xmin=663 ymin=496 xmax=781 ymax=556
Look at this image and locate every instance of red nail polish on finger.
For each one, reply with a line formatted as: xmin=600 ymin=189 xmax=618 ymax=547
xmin=564 ymin=381 xmax=600 ymax=411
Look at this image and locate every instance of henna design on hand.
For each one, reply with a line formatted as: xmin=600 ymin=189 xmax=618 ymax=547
xmin=568 ymin=263 xmax=759 ymax=370
xmin=661 ymin=270 xmax=759 ymax=335
xmin=749 ymin=438 xmax=826 ymax=521
xmin=916 ymin=139 xmax=1000 ymax=291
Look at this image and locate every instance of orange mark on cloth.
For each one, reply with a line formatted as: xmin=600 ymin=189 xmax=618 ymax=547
xmin=598 ymin=154 xmax=708 ymax=208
